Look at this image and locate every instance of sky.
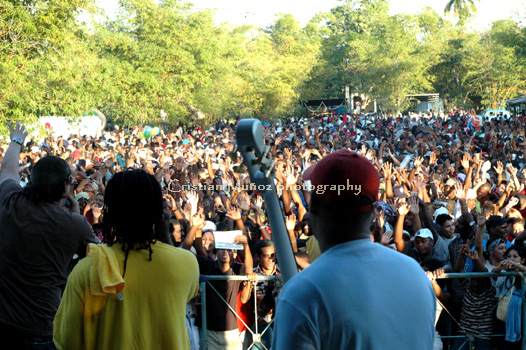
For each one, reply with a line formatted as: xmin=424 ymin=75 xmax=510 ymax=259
xmin=97 ymin=0 xmax=526 ymax=31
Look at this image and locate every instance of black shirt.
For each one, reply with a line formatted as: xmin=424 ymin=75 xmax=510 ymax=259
xmin=195 ymin=256 xmax=243 ymax=331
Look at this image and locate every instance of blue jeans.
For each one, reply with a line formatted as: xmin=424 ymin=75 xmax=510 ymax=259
xmin=452 ymin=336 xmax=492 ymax=350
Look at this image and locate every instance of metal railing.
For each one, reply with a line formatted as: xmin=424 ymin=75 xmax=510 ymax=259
xmin=197 ymin=272 xmax=526 ymax=349
xmin=199 ymin=275 xmax=276 ymax=350
xmin=435 ymin=271 xmax=526 ymax=349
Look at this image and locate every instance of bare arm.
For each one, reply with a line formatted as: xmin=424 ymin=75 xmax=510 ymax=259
xmin=240 ymin=272 xmax=257 ymax=304
xmin=393 ymin=203 xmax=409 ymax=253
xmin=474 ymin=210 xmax=486 ymax=266
xmin=0 ymin=123 xmax=28 ymax=185
xmin=237 ymin=235 xmax=253 ymax=275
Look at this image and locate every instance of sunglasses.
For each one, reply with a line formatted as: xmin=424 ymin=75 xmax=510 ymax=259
xmin=260 ymin=253 xmax=276 ymax=259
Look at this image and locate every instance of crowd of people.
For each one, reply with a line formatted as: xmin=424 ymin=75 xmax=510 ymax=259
xmin=1 ymin=108 xmax=526 ymax=349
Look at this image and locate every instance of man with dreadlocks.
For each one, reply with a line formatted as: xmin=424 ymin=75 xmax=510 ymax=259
xmin=53 ymin=169 xmax=199 ymax=350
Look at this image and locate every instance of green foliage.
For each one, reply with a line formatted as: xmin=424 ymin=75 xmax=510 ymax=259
xmin=1 ymin=0 xmax=526 ymax=128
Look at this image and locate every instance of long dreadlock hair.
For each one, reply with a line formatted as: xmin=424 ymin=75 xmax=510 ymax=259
xmin=102 ymin=169 xmax=163 ymax=277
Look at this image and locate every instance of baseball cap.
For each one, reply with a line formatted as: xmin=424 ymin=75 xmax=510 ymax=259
xmin=202 ymin=221 xmax=217 ymax=233
xmin=433 ymin=207 xmax=449 ymax=221
xmin=75 ymin=192 xmax=90 ymax=201
xmin=414 ymin=228 xmax=434 ymax=240
xmin=486 ymin=216 xmax=510 ymax=230
xmin=393 ymin=185 xmax=409 ymax=199
xmin=303 ymin=149 xmax=379 ymax=212
xmin=445 ymin=178 xmax=456 ymax=186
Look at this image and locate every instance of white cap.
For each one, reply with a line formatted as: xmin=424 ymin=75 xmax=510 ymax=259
xmin=433 ymin=207 xmax=449 ymax=221
xmin=202 ymin=221 xmax=216 ymax=233
xmin=415 ymin=228 xmax=434 ymax=240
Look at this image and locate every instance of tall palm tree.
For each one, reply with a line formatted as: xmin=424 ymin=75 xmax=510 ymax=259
xmin=444 ymin=0 xmax=477 ymax=15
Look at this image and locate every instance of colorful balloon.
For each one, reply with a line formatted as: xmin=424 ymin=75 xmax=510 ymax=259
xmin=144 ymin=131 xmax=151 ymax=138
xmin=151 ymin=127 xmax=160 ymax=136
xmin=145 ymin=126 xmax=152 ymax=132
xmin=468 ymin=115 xmax=481 ymax=131
xmin=137 ymin=132 xmax=145 ymax=139
xmin=45 ymin=123 xmax=51 ymax=128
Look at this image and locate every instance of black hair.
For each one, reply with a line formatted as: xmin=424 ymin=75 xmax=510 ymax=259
xmin=436 ymin=214 xmax=453 ymax=227
xmin=102 ymin=169 xmax=163 ymax=277
xmin=255 ymin=239 xmax=274 ymax=257
xmin=506 ymin=244 xmax=526 ymax=260
xmin=21 ymin=180 xmax=69 ymax=203
xmin=215 ymin=222 xmax=230 ymax=231
xmin=420 ymin=258 xmax=444 ymax=271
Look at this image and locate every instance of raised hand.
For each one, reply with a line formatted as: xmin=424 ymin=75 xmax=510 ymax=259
xmin=254 ymin=194 xmax=263 ymax=209
xmin=386 ymin=198 xmax=396 ymax=211
xmin=413 ymin=156 xmax=424 ymax=168
xmin=409 ymin=196 xmax=420 ymax=215
xmin=187 ymin=190 xmax=199 ymax=215
xmin=473 ymin=177 xmax=486 ymax=189
xmin=380 ymin=230 xmax=393 ymax=245
xmin=164 ymin=194 xmax=176 ymax=210
xmin=233 ymin=234 xmax=248 ymax=245
xmin=237 ymin=192 xmax=251 ymax=212
xmin=429 ymin=152 xmax=437 ymax=165
xmin=493 ymin=161 xmax=504 ymax=175
xmin=226 ymin=206 xmax=242 ymax=221
xmin=191 ymin=210 xmax=205 ymax=229
xmin=398 ymin=201 xmax=410 ymax=216
xmin=286 ymin=213 xmax=297 ymax=231
xmin=454 ymin=182 xmax=466 ymax=201
xmin=358 ymin=145 xmax=367 ymax=156
xmin=284 ymin=148 xmax=292 ymax=160
xmin=465 ymin=249 xmax=479 ymax=261
xmin=382 ymin=162 xmax=393 ymax=180
xmin=8 ymin=121 xmax=28 ymax=143
xmin=285 ymin=166 xmax=299 ymax=187
xmin=375 ymin=209 xmax=386 ymax=229
xmin=275 ymin=165 xmax=286 ymax=185
xmin=91 ymin=204 xmax=102 ymax=220
xmin=507 ymin=164 xmax=518 ymax=177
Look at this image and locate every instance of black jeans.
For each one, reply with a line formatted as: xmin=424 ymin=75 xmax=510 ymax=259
xmin=0 ymin=324 xmax=56 ymax=350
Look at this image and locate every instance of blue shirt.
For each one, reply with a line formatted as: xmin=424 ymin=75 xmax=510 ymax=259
xmin=272 ymin=238 xmax=436 ymax=350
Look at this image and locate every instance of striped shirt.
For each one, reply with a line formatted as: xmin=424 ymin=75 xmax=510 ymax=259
xmin=458 ymin=279 xmax=496 ymax=338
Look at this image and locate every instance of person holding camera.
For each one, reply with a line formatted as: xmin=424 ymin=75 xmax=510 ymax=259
xmin=0 ymin=122 xmax=99 ymax=350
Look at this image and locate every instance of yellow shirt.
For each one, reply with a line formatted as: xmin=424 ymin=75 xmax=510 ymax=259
xmin=54 ymin=242 xmax=199 ymax=350
xmin=306 ymin=236 xmax=321 ymax=263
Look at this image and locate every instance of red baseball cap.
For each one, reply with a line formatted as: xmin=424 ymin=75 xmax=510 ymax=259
xmin=303 ymin=149 xmax=379 ymax=212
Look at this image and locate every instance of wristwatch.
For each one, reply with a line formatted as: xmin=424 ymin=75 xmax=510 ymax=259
xmin=11 ymin=137 xmax=23 ymax=146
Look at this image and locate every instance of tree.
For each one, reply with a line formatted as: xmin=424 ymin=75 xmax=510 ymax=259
xmin=444 ymin=0 xmax=477 ymax=16
xmin=0 ymin=0 xmax=97 ymax=133
xmin=463 ymin=20 xmax=526 ymax=109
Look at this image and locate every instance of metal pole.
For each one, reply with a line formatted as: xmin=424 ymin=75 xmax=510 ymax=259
xmin=200 ymin=281 xmax=207 ymax=350
xmin=254 ymin=278 xmax=259 ymax=345
xmin=236 ymin=119 xmax=298 ymax=284
xmin=261 ymin=184 xmax=297 ymax=283
xmin=522 ymin=278 xmax=526 ymax=350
